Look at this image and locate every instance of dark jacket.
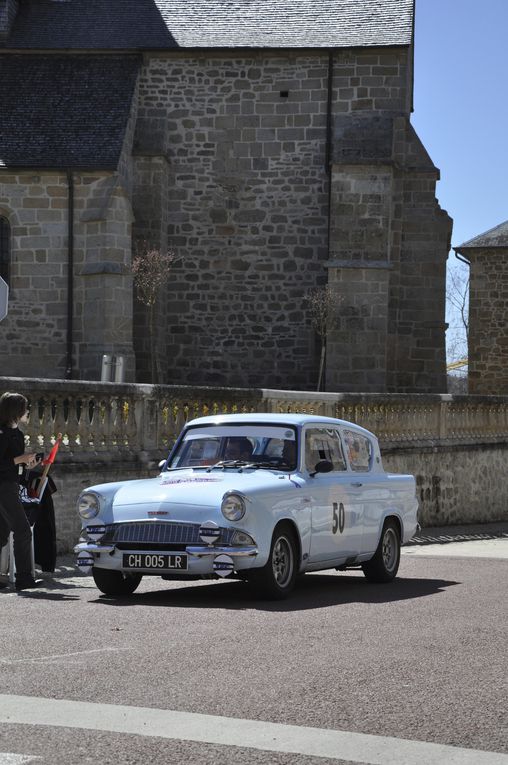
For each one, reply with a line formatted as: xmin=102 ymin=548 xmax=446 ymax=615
xmin=0 ymin=426 xmax=24 ymax=483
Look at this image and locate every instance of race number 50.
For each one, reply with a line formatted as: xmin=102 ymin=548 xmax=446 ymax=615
xmin=332 ymin=502 xmax=345 ymax=534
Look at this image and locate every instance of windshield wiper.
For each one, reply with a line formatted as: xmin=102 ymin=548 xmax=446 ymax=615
xmin=206 ymin=460 xmax=251 ymax=472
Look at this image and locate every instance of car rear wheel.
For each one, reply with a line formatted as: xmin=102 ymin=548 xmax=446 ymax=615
xmin=247 ymin=524 xmax=298 ymax=600
xmin=362 ymin=520 xmax=400 ymax=583
xmin=92 ymin=568 xmax=142 ymax=596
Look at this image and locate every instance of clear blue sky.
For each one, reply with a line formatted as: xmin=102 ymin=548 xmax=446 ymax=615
xmin=412 ymin=0 xmax=507 ymax=358
xmin=412 ymin=0 xmax=507 ymax=253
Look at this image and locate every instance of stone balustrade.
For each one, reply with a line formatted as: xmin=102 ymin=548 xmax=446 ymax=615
xmin=2 ymin=377 xmax=508 ymax=459
xmin=2 ymin=377 xmax=507 ymax=547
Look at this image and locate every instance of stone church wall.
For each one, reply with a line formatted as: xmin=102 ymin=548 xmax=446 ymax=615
xmin=0 ymin=172 xmax=135 ymax=380
xmin=132 ymin=49 xmax=420 ymax=390
xmin=0 ymin=46 xmax=451 ymax=393
xmin=0 ymin=172 xmax=69 ymax=377
xmin=133 ymin=50 xmax=449 ymax=391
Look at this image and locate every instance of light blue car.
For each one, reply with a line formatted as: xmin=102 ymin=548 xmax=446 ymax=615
xmin=75 ymin=413 xmax=419 ymax=599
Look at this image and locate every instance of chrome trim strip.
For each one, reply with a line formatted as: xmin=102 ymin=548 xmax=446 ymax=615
xmin=74 ymin=542 xmax=258 ymax=558
xmin=74 ymin=543 xmax=115 ymax=554
xmin=186 ymin=545 xmax=258 ymax=557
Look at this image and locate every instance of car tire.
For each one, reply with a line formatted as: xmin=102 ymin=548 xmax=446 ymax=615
xmin=92 ymin=568 xmax=142 ymax=596
xmin=247 ymin=523 xmax=298 ymax=600
xmin=362 ymin=520 xmax=400 ymax=583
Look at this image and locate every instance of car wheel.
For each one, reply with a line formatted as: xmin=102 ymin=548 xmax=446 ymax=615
xmin=92 ymin=568 xmax=142 ymax=596
xmin=247 ymin=524 xmax=298 ymax=600
xmin=362 ymin=520 xmax=400 ymax=583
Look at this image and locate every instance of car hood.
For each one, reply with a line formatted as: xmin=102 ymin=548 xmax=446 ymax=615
xmin=110 ymin=468 xmax=302 ymax=512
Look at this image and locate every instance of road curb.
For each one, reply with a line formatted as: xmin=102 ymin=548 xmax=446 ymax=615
xmin=407 ymin=522 xmax=508 ymax=546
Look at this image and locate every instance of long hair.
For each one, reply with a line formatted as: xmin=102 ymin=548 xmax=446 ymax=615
xmin=0 ymin=392 xmax=28 ymax=427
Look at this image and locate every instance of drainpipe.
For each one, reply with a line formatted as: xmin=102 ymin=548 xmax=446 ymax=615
xmin=325 ymin=50 xmax=334 ymax=258
xmin=320 ymin=51 xmax=334 ymax=392
xmin=65 ymin=169 xmax=74 ymax=379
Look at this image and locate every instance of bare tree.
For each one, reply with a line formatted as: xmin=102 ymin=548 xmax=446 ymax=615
xmin=447 ymin=265 xmax=469 ymax=340
xmin=446 ymin=261 xmax=469 ymax=391
xmin=308 ymin=285 xmax=343 ymax=391
xmin=132 ymin=242 xmax=178 ymax=384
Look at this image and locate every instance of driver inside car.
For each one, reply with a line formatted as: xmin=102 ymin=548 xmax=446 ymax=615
xmin=224 ymin=437 xmax=253 ymax=461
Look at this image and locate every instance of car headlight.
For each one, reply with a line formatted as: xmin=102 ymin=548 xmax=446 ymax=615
xmin=221 ymin=492 xmax=246 ymax=521
xmin=78 ymin=492 xmax=100 ymax=519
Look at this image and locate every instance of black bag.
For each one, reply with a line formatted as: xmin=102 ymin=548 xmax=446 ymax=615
xmin=20 ymin=469 xmax=57 ymax=573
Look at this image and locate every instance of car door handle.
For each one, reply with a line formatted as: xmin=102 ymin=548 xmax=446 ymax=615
xmin=350 ymin=482 xmax=363 ymax=487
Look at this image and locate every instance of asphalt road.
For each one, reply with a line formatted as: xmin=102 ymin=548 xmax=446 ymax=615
xmin=0 ymin=537 xmax=507 ymax=765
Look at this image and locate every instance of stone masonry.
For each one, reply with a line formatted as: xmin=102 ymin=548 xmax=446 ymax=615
xmin=132 ymin=50 xmax=451 ymax=391
xmin=455 ymin=221 xmax=508 ymax=394
xmin=0 ymin=171 xmax=135 ymax=379
xmin=0 ymin=3 xmax=453 ymax=393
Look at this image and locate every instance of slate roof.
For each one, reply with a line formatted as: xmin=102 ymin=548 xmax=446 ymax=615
xmin=1 ymin=0 xmax=414 ymax=50
xmin=0 ymin=55 xmax=140 ymax=169
xmin=456 ymin=221 xmax=508 ymax=251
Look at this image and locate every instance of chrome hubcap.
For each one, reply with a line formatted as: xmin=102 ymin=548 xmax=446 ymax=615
xmin=382 ymin=528 xmax=398 ymax=572
xmin=272 ymin=536 xmax=293 ymax=587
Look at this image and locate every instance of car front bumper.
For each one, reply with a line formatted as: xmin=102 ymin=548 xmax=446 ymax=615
xmin=74 ymin=541 xmax=259 ymax=577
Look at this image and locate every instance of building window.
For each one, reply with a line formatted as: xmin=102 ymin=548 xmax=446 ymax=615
xmin=0 ymin=216 xmax=10 ymax=284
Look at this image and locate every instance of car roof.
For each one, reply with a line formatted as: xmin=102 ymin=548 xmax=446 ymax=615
xmin=186 ymin=412 xmax=376 ymax=439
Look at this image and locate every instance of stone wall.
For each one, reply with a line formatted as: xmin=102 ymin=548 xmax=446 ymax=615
xmin=326 ymin=119 xmax=451 ymax=393
xmin=467 ymin=248 xmax=508 ymax=394
xmin=0 ymin=171 xmax=136 ymax=381
xmin=130 ymin=48 xmax=449 ymax=392
xmin=1 ymin=377 xmax=506 ymax=552
xmin=0 ymin=45 xmax=451 ymax=393
xmin=134 ymin=51 xmax=334 ymax=389
xmin=0 ymin=0 xmax=18 ymax=37
xmin=0 ymin=172 xmax=70 ymax=377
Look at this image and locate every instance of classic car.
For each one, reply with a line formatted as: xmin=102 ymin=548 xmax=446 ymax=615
xmin=74 ymin=413 xmax=419 ymax=599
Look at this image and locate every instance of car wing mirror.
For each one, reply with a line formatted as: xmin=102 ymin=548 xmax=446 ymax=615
xmin=310 ymin=459 xmax=333 ymax=477
xmin=158 ymin=459 xmax=167 ymax=471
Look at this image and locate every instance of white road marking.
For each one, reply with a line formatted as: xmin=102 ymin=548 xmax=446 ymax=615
xmin=0 ymin=648 xmax=131 ymax=665
xmin=0 ymin=694 xmax=507 ymax=765
xmin=0 ymin=755 xmax=39 ymax=764
xmin=402 ymin=539 xmax=508 ymax=559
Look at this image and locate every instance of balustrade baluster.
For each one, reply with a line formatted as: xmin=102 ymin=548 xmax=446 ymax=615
xmin=65 ymin=394 xmax=80 ymax=453
xmin=37 ymin=395 xmax=53 ymax=452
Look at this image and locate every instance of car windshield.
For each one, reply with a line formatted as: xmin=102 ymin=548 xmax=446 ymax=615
xmin=167 ymin=424 xmax=298 ymax=471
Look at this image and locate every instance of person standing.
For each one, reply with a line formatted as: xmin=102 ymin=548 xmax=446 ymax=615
xmin=0 ymin=392 xmax=42 ymax=590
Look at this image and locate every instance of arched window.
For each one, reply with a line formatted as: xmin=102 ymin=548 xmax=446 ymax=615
xmin=0 ymin=216 xmax=10 ymax=284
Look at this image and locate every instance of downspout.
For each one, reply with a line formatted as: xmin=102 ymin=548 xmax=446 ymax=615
xmin=325 ymin=50 xmax=333 ymax=254
xmin=318 ymin=50 xmax=333 ymax=391
xmin=325 ymin=52 xmax=333 ymax=180
xmin=65 ymin=169 xmax=74 ymax=379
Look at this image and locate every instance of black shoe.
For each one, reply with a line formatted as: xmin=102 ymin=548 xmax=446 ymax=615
xmin=0 ymin=581 xmax=8 ymax=589
xmin=15 ymin=577 xmax=43 ymax=591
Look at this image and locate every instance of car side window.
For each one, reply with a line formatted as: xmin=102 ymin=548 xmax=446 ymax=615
xmin=343 ymin=430 xmax=372 ymax=472
xmin=305 ymin=428 xmax=347 ymax=472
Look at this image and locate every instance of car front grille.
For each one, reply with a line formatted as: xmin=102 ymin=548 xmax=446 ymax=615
xmin=100 ymin=521 xmax=236 ymax=549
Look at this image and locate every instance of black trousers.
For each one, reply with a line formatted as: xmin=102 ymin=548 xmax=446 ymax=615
xmin=0 ymin=480 xmax=33 ymax=580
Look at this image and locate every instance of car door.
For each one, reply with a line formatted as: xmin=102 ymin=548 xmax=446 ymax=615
xmin=341 ymin=428 xmax=382 ymax=555
xmin=305 ymin=426 xmax=363 ymax=564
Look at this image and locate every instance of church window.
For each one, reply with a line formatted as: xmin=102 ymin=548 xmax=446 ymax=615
xmin=0 ymin=216 xmax=10 ymax=284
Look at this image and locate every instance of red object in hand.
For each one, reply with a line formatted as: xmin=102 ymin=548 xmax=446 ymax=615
xmin=42 ymin=435 xmax=62 ymax=465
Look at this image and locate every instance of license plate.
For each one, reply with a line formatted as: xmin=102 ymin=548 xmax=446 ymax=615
xmin=122 ymin=553 xmax=188 ymax=571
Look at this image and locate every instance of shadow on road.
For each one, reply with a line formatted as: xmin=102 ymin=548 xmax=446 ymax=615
xmin=90 ymin=572 xmax=460 ymax=612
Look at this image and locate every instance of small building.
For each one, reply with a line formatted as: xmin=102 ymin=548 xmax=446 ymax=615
xmin=455 ymin=221 xmax=508 ymax=395
xmin=0 ymin=0 xmax=452 ymax=392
